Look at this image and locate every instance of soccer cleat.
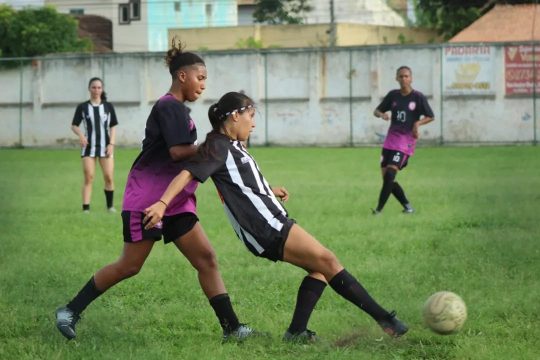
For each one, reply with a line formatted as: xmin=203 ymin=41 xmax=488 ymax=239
xmin=377 ymin=311 xmax=408 ymax=338
xmin=107 ymin=207 xmax=117 ymax=213
xmin=402 ymin=207 xmax=415 ymax=214
xmin=283 ymin=329 xmax=317 ymax=343
xmin=82 ymin=210 xmax=90 ymax=214
xmin=222 ymin=323 xmax=257 ymax=343
xmin=55 ymin=306 xmax=80 ymax=340
xmin=371 ymin=208 xmax=381 ymax=215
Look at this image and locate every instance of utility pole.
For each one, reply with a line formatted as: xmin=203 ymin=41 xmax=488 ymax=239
xmin=329 ymin=0 xmax=336 ymax=46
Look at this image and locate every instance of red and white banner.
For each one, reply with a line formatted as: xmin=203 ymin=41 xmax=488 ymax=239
xmin=505 ymin=45 xmax=540 ymax=95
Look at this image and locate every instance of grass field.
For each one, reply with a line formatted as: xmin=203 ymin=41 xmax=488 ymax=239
xmin=1 ymin=146 xmax=539 ymax=360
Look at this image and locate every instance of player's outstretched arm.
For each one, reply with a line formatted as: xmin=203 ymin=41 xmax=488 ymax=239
xmin=143 ymin=170 xmax=194 ymax=229
xmin=272 ymin=186 xmax=289 ymax=202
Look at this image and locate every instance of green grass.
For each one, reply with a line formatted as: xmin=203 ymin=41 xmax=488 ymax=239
xmin=0 ymin=146 xmax=539 ymax=360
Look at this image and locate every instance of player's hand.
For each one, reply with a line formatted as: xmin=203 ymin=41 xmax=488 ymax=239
xmin=79 ymin=136 xmax=88 ymax=147
xmin=272 ymin=186 xmax=289 ymax=202
xmin=106 ymin=144 xmax=114 ymax=157
xmin=143 ymin=201 xmax=167 ymax=230
xmin=412 ymin=123 xmax=420 ymax=139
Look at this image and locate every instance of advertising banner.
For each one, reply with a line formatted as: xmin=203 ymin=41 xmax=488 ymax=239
xmin=505 ymin=45 xmax=540 ymax=95
xmin=443 ymin=46 xmax=495 ymax=95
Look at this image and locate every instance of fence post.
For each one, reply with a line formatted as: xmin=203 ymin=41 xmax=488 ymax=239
xmin=18 ymin=60 xmax=23 ymax=148
xmin=439 ymin=45 xmax=444 ymax=145
xmin=264 ymin=52 xmax=268 ymax=146
xmin=534 ymin=40 xmax=538 ymax=145
xmin=348 ymin=49 xmax=353 ymax=147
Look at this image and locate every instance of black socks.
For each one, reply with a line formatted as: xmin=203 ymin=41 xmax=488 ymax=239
xmin=104 ymin=190 xmax=114 ymax=208
xmin=287 ymin=276 xmax=327 ymax=333
xmin=82 ymin=190 xmax=113 ymax=211
xmin=376 ymin=168 xmax=397 ymax=212
xmin=329 ymin=269 xmax=389 ymax=321
xmin=392 ymin=181 xmax=410 ymax=209
xmin=66 ymin=277 xmax=103 ymax=314
xmin=209 ymin=294 xmax=240 ymax=332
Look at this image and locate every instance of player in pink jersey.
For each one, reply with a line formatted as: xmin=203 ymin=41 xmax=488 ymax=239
xmin=55 ymin=41 xmax=253 ymax=342
xmin=372 ymin=66 xmax=434 ymax=214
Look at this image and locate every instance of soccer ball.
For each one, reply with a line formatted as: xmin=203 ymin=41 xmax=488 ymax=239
xmin=423 ymin=291 xmax=467 ymax=335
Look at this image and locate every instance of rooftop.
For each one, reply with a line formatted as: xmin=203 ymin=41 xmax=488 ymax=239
xmin=450 ymin=4 xmax=540 ymax=42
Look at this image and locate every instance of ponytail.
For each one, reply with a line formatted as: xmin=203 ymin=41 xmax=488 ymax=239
xmin=208 ymin=102 xmax=225 ymax=131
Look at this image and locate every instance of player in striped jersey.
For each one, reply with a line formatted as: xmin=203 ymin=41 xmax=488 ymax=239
xmin=71 ymin=77 xmax=118 ymax=213
xmin=144 ymin=92 xmax=408 ymax=342
xmin=372 ymin=66 xmax=434 ymax=214
xmin=56 ymin=44 xmax=252 ymax=342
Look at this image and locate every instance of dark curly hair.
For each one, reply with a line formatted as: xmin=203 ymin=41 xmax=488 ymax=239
xmin=165 ymin=38 xmax=205 ymax=78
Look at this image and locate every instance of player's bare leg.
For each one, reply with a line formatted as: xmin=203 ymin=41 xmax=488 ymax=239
xmin=81 ymin=157 xmax=96 ymax=212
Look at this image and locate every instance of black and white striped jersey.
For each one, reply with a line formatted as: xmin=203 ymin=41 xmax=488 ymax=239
xmin=185 ymin=131 xmax=290 ymax=256
xmin=72 ymin=101 xmax=118 ymax=157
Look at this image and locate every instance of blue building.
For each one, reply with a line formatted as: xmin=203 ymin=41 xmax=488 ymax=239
xmin=147 ymin=0 xmax=239 ymax=51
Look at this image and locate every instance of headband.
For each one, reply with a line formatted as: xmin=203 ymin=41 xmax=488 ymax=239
xmin=214 ymin=104 xmax=254 ymax=120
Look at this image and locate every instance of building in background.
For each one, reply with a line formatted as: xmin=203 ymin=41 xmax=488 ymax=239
xmin=3 ymin=0 xmax=434 ymax=53
xmin=305 ymin=0 xmax=405 ymax=27
xmin=0 ymin=0 xmax=44 ymax=9
xmin=40 ymin=0 xmax=238 ymax=52
xmin=237 ymin=0 xmax=255 ymax=26
xmin=146 ymin=0 xmax=237 ymax=51
xmin=449 ymin=4 xmax=540 ymax=43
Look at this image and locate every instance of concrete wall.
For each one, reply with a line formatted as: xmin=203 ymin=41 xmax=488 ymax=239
xmin=0 ymin=44 xmax=538 ymax=147
xmin=169 ymin=23 xmax=440 ymax=51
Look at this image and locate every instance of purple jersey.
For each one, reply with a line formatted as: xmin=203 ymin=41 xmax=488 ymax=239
xmin=122 ymin=93 xmax=199 ymax=215
xmin=376 ymin=89 xmax=434 ymax=156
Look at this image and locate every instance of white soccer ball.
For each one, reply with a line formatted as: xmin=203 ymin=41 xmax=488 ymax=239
xmin=423 ymin=291 xmax=467 ymax=335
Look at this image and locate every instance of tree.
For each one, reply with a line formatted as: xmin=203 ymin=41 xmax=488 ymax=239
xmin=0 ymin=5 xmax=91 ymax=58
xmin=413 ymin=0 xmax=537 ymax=40
xmin=253 ymin=0 xmax=312 ymax=25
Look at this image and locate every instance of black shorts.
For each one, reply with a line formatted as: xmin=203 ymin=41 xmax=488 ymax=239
xmin=224 ymin=205 xmax=295 ymax=262
xmin=380 ymin=148 xmax=409 ymax=170
xmin=121 ymin=211 xmax=199 ymax=244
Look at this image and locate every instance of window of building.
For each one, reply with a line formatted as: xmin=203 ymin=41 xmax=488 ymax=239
xmin=174 ymin=1 xmax=181 ymax=12
xmin=130 ymin=0 xmax=141 ymax=21
xmin=205 ymin=3 xmax=212 ymax=17
xmin=69 ymin=9 xmax=84 ymax=15
xmin=119 ymin=3 xmax=130 ymax=25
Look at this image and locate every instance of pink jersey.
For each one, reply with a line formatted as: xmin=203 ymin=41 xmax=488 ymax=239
xmin=122 ymin=94 xmax=199 ymax=215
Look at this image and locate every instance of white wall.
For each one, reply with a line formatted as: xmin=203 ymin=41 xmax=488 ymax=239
xmin=305 ymin=0 xmax=405 ymax=26
xmin=0 ymin=44 xmax=538 ymax=147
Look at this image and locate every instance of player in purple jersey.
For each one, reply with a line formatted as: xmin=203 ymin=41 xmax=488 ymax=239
xmin=56 ymin=42 xmax=253 ymax=342
xmin=372 ymin=66 xmax=434 ymax=214
xmin=143 ymin=92 xmax=408 ymax=343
